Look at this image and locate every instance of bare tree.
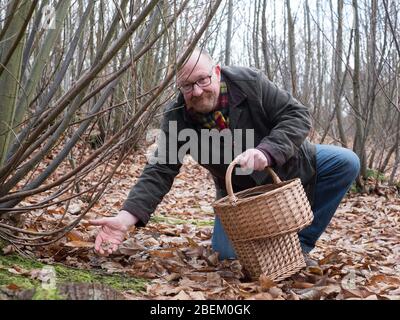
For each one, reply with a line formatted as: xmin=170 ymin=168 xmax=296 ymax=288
xmin=286 ymin=0 xmax=297 ymax=98
xmin=0 ymin=0 xmax=223 ymax=246
xmin=224 ymin=0 xmax=233 ymax=66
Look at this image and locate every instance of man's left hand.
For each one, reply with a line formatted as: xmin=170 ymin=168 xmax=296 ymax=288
xmin=235 ymin=149 xmax=269 ymax=171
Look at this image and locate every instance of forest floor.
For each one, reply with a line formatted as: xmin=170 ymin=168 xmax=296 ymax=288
xmin=1 ymin=147 xmax=400 ymax=300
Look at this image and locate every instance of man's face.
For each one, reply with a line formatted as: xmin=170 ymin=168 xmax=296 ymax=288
xmin=177 ymin=54 xmax=221 ymax=114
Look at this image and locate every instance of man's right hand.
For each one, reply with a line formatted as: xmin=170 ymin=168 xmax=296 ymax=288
xmin=89 ymin=210 xmax=139 ymax=256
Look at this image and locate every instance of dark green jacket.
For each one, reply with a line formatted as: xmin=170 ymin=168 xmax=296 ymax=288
xmin=123 ymin=66 xmax=316 ymax=227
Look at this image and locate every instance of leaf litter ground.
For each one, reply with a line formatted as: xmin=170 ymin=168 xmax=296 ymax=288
xmin=1 ymin=147 xmax=399 ymax=300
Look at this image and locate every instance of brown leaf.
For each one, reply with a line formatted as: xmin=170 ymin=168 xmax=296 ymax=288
xmin=68 ymin=202 xmax=82 ymax=215
xmin=246 ymin=292 xmax=274 ymax=300
xmin=7 ymin=283 xmax=21 ymax=291
xmin=46 ymin=207 xmax=65 ymax=215
xmin=206 ymin=272 xmax=222 ymax=287
xmin=184 ymin=273 xmax=207 ymax=282
xmin=8 ymin=266 xmax=30 ymax=275
xmin=159 ymin=235 xmax=188 ymax=247
xmin=148 ymin=249 xmax=176 ymax=258
xmin=182 ymin=246 xmax=204 ymax=258
xmin=185 ymin=237 xmax=199 ymax=248
xmin=143 ymin=237 xmax=160 ymax=247
xmin=342 ymin=288 xmax=375 ymax=299
xmin=188 ymin=291 xmax=206 ymax=300
xmin=319 ymin=251 xmax=342 ymax=265
xmin=205 ymin=252 xmax=219 ymax=266
xmin=137 ymin=271 xmax=158 ymax=279
xmin=179 ymin=278 xmax=207 ymax=290
xmin=292 ymin=281 xmax=315 ymax=289
xmin=66 ymin=230 xmax=84 ymax=242
xmin=307 ymin=266 xmax=324 ymax=276
xmin=320 ymin=284 xmax=341 ymax=297
xmin=164 ymin=273 xmax=181 ymax=282
xmin=379 ymin=295 xmax=400 ymax=300
xmin=239 ymin=282 xmax=259 ymax=293
xmin=297 ymin=288 xmax=323 ymax=300
xmin=287 ymin=292 xmax=301 ymax=300
xmin=2 ymin=245 xmax=15 ymax=255
xmin=101 ymin=261 xmax=124 ymax=273
xmin=146 ymin=283 xmax=181 ymax=296
xmin=64 ymin=241 xmax=94 ymax=248
xmin=172 ymin=290 xmax=192 ymax=300
xmin=268 ymin=287 xmax=283 ymax=298
xmin=388 ymin=287 xmax=400 ymax=295
xmin=259 ymin=274 xmax=276 ymax=291
xmin=118 ymin=239 xmax=146 ymax=255
xmin=368 ymin=275 xmax=400 ymax=286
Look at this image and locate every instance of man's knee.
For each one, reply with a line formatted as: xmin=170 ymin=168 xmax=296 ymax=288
xmin=317 ymin=145 xmax=360 ymax=182
xmin=340 ymin=149 xmax=360 ymax=180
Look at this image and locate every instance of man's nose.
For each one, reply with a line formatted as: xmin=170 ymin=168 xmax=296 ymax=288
xmin=191 ymin=83 xmax=204 ymax=96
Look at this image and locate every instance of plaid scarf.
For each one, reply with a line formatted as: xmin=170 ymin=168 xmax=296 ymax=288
xmin=186 ymin=80 xmax=229 ymax=130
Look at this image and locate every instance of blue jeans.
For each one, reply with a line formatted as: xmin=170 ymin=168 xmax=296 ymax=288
xmin=211 ymin=144 xmax=361 ymax=260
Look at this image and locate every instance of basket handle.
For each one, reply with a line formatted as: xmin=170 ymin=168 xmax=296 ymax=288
xmin=226 ymin=158 xmax=282 ymax=202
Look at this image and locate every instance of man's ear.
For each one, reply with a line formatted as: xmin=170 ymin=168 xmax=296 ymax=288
xmin=215 ymin=64 xmax=221 ymax=80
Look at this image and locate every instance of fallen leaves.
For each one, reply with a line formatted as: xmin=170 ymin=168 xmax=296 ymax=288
xmin=307 ymin=266 xmax=324 ymax=276
xmin=4 ymin=148 xmax=400 ymax=300
xmin=118 ymin=239 xmax=146 ymax=255
xmin=259 ymin=274 xmax=276 ymax=290
xmin=64 ymin=241 xmax=94 ymax=248
xmin=368 ymin=275 xmax=400 ymax=286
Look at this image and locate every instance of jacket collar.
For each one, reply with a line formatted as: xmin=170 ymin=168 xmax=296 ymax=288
xmin=222 ymin=69 xmax=248 ymax=130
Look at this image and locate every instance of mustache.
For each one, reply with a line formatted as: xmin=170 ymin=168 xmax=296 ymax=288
xmin=190 ymin=93 xmax=212 ymax=102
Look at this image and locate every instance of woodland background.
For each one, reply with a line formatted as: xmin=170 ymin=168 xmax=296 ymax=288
xmin=0 ymin=0 xmax=399 ymax=300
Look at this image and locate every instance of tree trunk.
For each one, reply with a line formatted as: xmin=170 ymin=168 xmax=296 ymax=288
xmin=334 ymin=0 xmax=348 ymax=147
xmin=0 ymin=1 xmax=31 ymax=166
xmin=261 ymin=0 xmax=272 ymax=80
xmin=352 ymin=0 xmax=367 ymax=187
xmin=224 ymin=0 xmax=233 ymax=66
xmin=286 ymin=0 xmax=297 ymax=98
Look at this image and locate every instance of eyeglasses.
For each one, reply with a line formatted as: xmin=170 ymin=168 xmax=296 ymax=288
xmin=178 ymin=68 xmax=214 ymax=94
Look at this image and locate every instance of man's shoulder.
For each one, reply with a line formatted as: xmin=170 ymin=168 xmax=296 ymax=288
xmin=159 ymin=94 xmax=187 ymax=131
xmin=222 ymin=66 xmax=269 ymax=99
xmin=221 ymin=66 xmax=264 ymax=82
xmin=162 ymin=95 xmax=185 ymax=119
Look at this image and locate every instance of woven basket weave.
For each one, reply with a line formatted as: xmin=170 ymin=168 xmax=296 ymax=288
xmin=233 ymin=232 xmax=305 ymax=281
xmin=213 ymin=160 xmax=314 ymax=281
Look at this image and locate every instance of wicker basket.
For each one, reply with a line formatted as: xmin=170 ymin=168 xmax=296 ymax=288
xmin=213 ymin=160 xmax=314 ymax=281
xmin=214 ymin=163 xmax=313 ymax=241
xmin=233 ymin=232 xmax=305 ymax=281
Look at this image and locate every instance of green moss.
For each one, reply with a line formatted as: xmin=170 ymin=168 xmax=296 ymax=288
xmin=0 ymin=269 xmax=39 ymax=289
xmin=0 ymin=253 xmax=43 ymax=269
xmin=53 ymin=264 xmax=147 ymax=292
xmin=0 ymin=254 xmax=43 ymax=290
xmin=151 ymin=215 xmax=214 ymax=227
xmin=0 ymin=253 xmax=147 ymax=297
xmin=350 ymin=182 xmax=361 ymax=193
xmin=32 ymin=287 xmax=65 ymax=300
xmin=366 ymin=168 xmax=386 ymax=182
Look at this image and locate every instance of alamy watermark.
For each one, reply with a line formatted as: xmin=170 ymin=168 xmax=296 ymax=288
xmin=39 ymin=266 xmax=57 ymax=290
xmin=145 ymin=121 xmax=256 ymax=175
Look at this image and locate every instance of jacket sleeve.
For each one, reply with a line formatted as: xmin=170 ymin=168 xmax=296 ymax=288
xmin=121 ymin=113 xmax=182 ymax=227
xmin=255 ymin=71 xmax=312 ymax=166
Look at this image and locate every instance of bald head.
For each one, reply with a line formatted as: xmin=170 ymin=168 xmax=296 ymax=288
xmin=177 ymin=47 xmax=214 ymax=80
xmin=176 ymin=47 xmax=221 ymax=113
